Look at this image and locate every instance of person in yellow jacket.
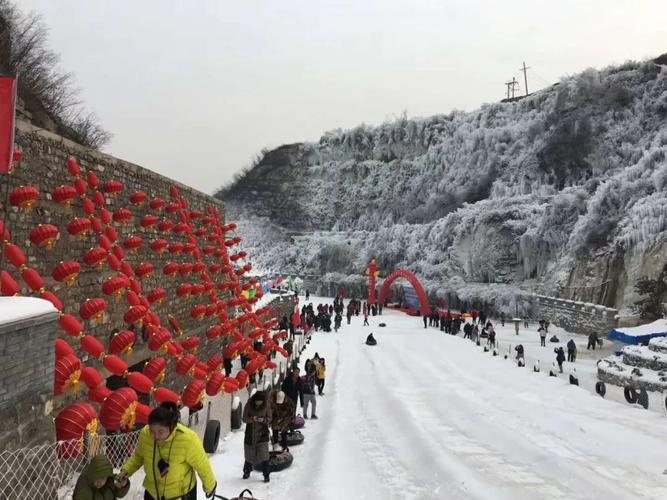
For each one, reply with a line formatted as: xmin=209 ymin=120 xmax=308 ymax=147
xmin=115 ymin=402 xmax=217 ymax=500
xmin=315 ymin=358 xmax=326 ymax=395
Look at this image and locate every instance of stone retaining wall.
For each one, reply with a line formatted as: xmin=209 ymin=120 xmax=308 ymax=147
xmin=534 ymin=295 xmax=618 ymax=336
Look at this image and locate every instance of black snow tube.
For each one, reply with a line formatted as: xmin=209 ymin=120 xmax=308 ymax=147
xmin=254 ymin=449 xmax=293 ymax=472
xmin=203 ymin=419 xmax=221 ymax=453
xmin=624 ymin=386 xmax=638 ymax=404
xmin=379 ymin=323 xmax=386 ymax=327
xmin=569 ymin=375 xmax=579 ymax=386
xmin=595 ymin=381 xmax=606 ymax=397
xmin=231 ymin=401 xmax=243 ymax=430
xmin=285 ymin=430 xmax=304 ymax=446
xmin=637 ymin=388 xmax=649 ymax=409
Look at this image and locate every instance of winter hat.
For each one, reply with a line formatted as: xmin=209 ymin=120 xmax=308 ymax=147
xmin=276 ymin=391 xmax=286 ymax=404
xmin=85 ymin=455 xmax=113 ymax=487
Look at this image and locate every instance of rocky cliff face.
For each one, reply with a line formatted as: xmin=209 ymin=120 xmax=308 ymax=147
xmin=218 ymin=59 xmax=667 ymax=314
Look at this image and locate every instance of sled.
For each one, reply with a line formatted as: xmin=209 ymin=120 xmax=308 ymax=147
xmin=214 ymin=488 xmax=258 ymax=500
xmin=286 ymin=429 xmax=305 ymax=446
xmin=292 ymin=414 xmax=305 ymax=429
xmin=378 ymin=322 xmax=387 ymax=327
xmin=254 ymin=449 xmax=294 ymax=472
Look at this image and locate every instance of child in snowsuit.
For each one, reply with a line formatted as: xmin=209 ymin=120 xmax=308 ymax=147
xmin=73 ymin=455 xmax=130 ymax=500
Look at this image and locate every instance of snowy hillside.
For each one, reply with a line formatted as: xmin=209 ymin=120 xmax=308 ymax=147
xmin=218 ymin=58 xmax=667 ymax=313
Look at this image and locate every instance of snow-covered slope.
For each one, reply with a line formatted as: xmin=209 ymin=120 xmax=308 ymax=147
xmin=198 ymin=297 xmax=667 ymax=500
xmin=218 ymin=58 xmax=667 ymax=312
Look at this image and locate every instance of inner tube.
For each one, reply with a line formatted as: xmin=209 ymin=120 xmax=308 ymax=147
xmin=254 ymin=449 xmax=294 ymax=472
xmin=286 ymin=430 xmax=304 ymax=446
xmin=292 ymin=415 xmax=305 ymax=429
xmin=624 ymin=386 xmax=638 ymax=404
xmin=595 ymin=381 xmax=606 ymax=397
xmin=637 ymin=388 xmax=649 ymax=409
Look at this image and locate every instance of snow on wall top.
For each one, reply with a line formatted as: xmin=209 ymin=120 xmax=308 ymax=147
xmin=0 ymin=297 xmax=57 ymax=326
xmin=613 ymin=319 xmax=667 ymax=337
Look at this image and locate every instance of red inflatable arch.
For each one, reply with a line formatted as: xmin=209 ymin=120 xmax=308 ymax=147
xmin=377 ymin=269 xmax=430 ymax=315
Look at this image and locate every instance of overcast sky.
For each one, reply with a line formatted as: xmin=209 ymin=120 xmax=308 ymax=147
xmin=19 ymin=0 xmax=667 ymax=194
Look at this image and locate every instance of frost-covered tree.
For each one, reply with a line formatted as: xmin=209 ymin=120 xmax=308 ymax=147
xmin=632 ymin=264 xmax=667 ymax=321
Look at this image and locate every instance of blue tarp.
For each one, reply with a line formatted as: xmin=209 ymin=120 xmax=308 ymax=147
xmin=608 ymin=319 xmax=667 ymax=345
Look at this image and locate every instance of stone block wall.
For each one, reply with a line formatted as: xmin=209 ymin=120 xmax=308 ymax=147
xmin=533 ymin=294 xmax=618 ymax=336
xmin=0 ymin=311 xmax=59 ymax=450
xmin=2 ymin=119 xmax=234 ymax=418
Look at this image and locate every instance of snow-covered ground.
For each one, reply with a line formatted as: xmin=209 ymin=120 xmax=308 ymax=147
xmin=198 ymin=296 xmax=667 ymax=500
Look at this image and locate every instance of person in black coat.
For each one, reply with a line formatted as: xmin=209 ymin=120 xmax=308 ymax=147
xmin=555 ymin=347 xmax=566 ymax=373
xmin=567 ymin=339 xmax=577 ymax=362
xmin=280 ymin=368 xmax=304 ymax=419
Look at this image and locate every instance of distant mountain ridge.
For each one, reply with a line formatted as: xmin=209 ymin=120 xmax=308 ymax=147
xmin=217 ymin=56 xmax=667 ymax=313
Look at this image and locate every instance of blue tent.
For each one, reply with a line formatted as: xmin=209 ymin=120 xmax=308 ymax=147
xmin=608 ymin=319 xmax=667 ymax=345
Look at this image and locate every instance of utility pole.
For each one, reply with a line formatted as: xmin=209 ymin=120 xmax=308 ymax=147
xmin=505 ymin=80 xmax=512 ymax=99
xmin=519 ymin=61 xmax=530 ymax=96
xmin=511 ymin=77 xmax=518 ymax=99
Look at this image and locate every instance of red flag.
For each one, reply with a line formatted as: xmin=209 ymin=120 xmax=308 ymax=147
xmin=0 ymin=78 xmax=17 ymax=174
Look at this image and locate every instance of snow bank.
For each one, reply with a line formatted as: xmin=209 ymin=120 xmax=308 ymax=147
xmin=609 ymin=319 xmax=667 ymax=344
xmin=0 ymin=296 xmax=57 ymax=326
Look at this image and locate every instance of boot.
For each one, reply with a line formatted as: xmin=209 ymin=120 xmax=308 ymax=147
xmin=311 ymin=414 xmax=318 ymax=419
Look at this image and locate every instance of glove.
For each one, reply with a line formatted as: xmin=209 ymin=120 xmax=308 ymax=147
xmin=205 ymin=481 xmax=217 ymax=498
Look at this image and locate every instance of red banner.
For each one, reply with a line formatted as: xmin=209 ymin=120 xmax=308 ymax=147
xmin=0 ymin=78 xmax=17 ymax=174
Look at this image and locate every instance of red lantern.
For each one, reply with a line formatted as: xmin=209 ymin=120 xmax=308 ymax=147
xmin=103 ymin=180 xmax=124 ymax=196
xmin=52 ymin=185 xmax=77 ymax=208
xmin=120 ymin=261 xmax=134 ymax=278
xmin=135 ymin=262 xmax=154 ymax=280
xmin=179 ymin=263 xmax=193 ymax=277
xmin=183 ymin=243 xmax=196 ymax=255
xmin=128 ymin=372 xmax=154 ymax=394
xmin=80 ymin=198 xmax=94 ymax=215
xmin=100 ymin=208 xmax=112 ymax=225
xmin=181 ymin=380 xmax=205 ymax=410
xmin=67 ymin=157 xmax=81 ymax=177
xmin=67 ymin=218 xmax=92 ymax=238
xmin=0 ymin=221 xmax=10 ymax=242
xmin=236 ymin=369 xmax=249 ymax=388
xmin=77 ymin=369 xmax=103 ymax=394
xmin=168 ymin=242 xmax=184 ymax=255
xmin=89 ymin=385 xmax=112 ymax=404
xmin=80 ymin=335 xmax=106 ymax=359
xmin=166 ymin=202 xmax=181 ymax=214
xmin=191 ymin=284 xmax=205 ymax=297
xmin=109 ymin=330 xmax=136 ymax=355
xmin=75 ymin=178 xmax=88 ymax=198
xmin=163 ymin=262 xmax=179 ymax=277
xmin=112 ymin=208 xmax=132 ymax=225
xmin=176 ymin=354 xmax=197 ymax=375
xmin=141 ymin=214 xmax=159 ymax=229
xmin=54 ymin=354 xmax=82 ymax=396
xmin=123 ymin=236 xmax=143 ymax=253
xmin=55 ymin=338 xmax=75 ymax=360
xmin=207 ymin=354 xmax=223 ymax=372
xmin=22 ymin=268 xmax=45 ymax=292
xmin=129 ymin=191 xmax=147 ymax=206
xmin=10 ymin=186 xmax=39 ymax=211
xmin=136 ymin=403 xmax=152 ymax=425
xmin=181 ymin=336 xmax=200 ymax=352
xmin=143 ymin=357 xmax=167 ymax=382
xmin=189 ymin=210 xmax=202 ymax=220
xmin=148 ymin=327 xmax=171 ymax=351
xmin=193 ymin=363 xmax=208 ymax=380
xmin=83 ymin=247 xmax=107 ymax=269
xmin=150 ymin=198 xmax=167 ymax=211
xmin=102 ymin=275 xmax=130 ymax=299
xmin=147 ymin=287 xmax=167 ymax=306
xmin=103 ymin=355 xmax=128 ymax=377
xmin=223 ymin=378 xmax=239 ymax=393
xmin=90 ymin=216 xmax=103 ymax=234
xmin=176 ymin=283 xmax=192 ymax=299
xmin=167 ymin=314 xmax=183 ymax=336
xmin=4 ymin=244 xmax=25 ymax=269
xmin=203 ymin=246 xmax=215 ymax=256
xmin=55 ymin=403 xmax=98 ymax=458
xmin=100 ymin=387 xmax=138 ymax=431
xmin=206 ymin=325 xmax=222 ymax=340
xmin=192 ymin=261 xmax=205 ymax=274
xmin=173 ymin=223 xmax=191 ymax=235
xmin=190 ymin=304 xmax=206 ymax=320
xmin=86 ymin=171 xmax=99 ymax=189
xmin=92 ymin=190 xmax=105 ymax=208
xmin=105 ymin=254 xmax=120 ymax=272
xmin=206 ymin=372 xmax=225 ymax=396
xmin=98 ymin=234 xmax=113 ymax=251
xmin=79 ymin=298 xmax=107 ymax=324
xmin=124 ymin=305 xmax=147 ymax=326
xmin=158 ymin=220 xmax=174 ymax=233
xmin=150 ymin=239 xmax=168 ymax=253
xmin=59 ymin=314 xmax=83 ymax=337
xmin=153 ymin=387 xmax=179 ymax=405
